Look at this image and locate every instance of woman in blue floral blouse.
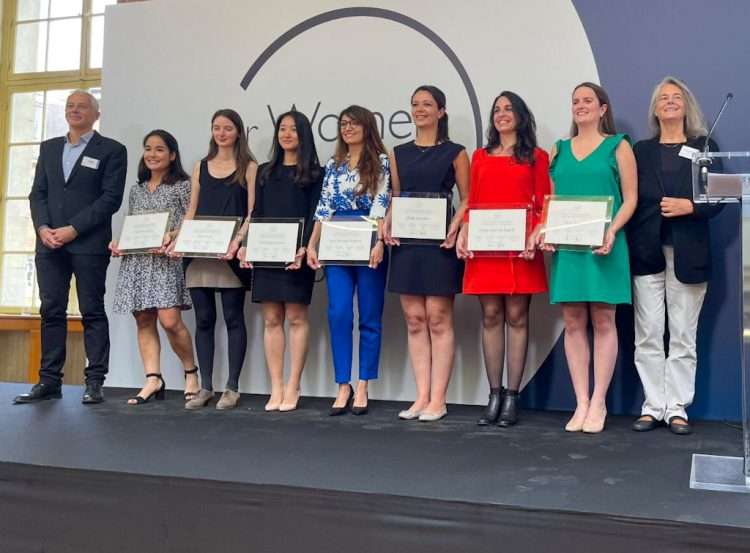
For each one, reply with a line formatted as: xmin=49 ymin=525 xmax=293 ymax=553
xmin=307 ymin=105 xmax=390 ymax=416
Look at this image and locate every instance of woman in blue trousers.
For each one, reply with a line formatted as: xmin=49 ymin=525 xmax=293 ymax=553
xmin=307 ymin=105 xmax=390 ymax=416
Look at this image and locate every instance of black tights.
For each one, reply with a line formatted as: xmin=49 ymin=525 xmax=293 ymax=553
xmin=189 ymin=287 xmax=247 ymax=391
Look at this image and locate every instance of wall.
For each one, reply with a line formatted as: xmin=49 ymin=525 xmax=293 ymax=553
xmin=100 ymin=0 xmax=748 ymax=420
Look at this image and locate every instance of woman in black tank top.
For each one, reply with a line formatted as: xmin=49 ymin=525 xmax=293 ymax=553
xmin=172 ymin=108 xmax=257 ymax=411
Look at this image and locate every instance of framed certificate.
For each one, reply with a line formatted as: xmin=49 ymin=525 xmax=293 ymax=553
xmin=244 ymin=218 xmax=303 ymax=268
xmin=118 ymin=210 xmax=171 ymax=254
xmin=467 ymin=203 xmax=531 ymax=257
xmin=390 ymin=192 xmax=450 ymax=245
xmin=172 ymin=216 xmax=242 ymax=258
xmin=318 ymin=216 xmax=376 ymax=266
xmin=541 ymin=195 xmax=613 ymax=250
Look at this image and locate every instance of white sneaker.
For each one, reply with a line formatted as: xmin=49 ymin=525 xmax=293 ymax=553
xmin=398 ymin=409 xmax=422 ymax=420
xmin=418 ymin=408 xmax=447 ymax=422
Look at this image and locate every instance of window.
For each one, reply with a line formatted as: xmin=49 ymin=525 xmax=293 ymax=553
xmin=0 ymin=0 xmax=117 ymax=313
xmin=13 ymin=0 xmax=114 ymax=74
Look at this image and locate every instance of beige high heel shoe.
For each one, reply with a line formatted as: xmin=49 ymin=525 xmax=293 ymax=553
xmin=582 ymin=406 xmax=607 ymax=433
xmin=265 ymin=388 xmax=284 ymax=411
xmin=565 ymin=405 xmax=589 ymax=432
xmin=279 ymin=388 xmax=300 ymax=412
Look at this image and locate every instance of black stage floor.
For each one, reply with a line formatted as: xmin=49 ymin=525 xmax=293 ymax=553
xmin=1 ymin=382 xmax=749 ymax=553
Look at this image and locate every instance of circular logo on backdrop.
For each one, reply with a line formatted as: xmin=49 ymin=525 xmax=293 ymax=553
xmin=240 ymin=7 xmax=484 ymax=148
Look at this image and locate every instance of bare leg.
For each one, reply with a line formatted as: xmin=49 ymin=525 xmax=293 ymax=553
xmin=354 ymin=379 xmax=369 ymax=408
xmin=401 ymin=294 xmax=431 ymax=413
xmin=562 ymin=302 xmax=590 ymax=430
xmin=157 ymin=307 xmax=198 ymax=395
xmin=281 ymin=302 xmax=309 ymax=410
xmin=585 ymin=302 xmax=618 ymax=431
xmin=129 ymin=310 xmax=162 ymax=404
xmin=504 ymin=295 xmax=530 ymax=391
xmin=332 ymin=382 xmax=353 ymax=408
xmin=262 ymin=302 xmax=285 ymax=410
xmin=424 ymin=295 xmax=456 ymax=414
xmin=478 ymin=295 xmax=505 ymax=389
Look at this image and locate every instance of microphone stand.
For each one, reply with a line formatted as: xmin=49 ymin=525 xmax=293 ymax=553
xmin=699 ymin=93 xmax=734 ymax=195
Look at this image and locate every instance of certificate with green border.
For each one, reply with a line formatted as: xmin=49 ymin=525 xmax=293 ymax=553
xmin=541 ymin=195 xmax=613 ymax=250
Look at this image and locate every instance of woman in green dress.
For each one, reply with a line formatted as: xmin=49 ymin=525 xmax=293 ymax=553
xmin=543 ymin=82 xmax=637 ymax=433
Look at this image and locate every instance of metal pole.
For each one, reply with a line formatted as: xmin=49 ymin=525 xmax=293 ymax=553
xmin=743 ymin=186 xmax=750 ymax=484
xmin=690 ymin=167 xmax=750 ymax=493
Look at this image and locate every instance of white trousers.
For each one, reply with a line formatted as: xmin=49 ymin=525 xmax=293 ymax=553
xmin=632 ymin=246 xmax=707 ymax=421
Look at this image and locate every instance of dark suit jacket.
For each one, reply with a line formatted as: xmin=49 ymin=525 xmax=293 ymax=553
xmin=627 ymin=136 xmax=723 ymax=284
xmin=29 ymin=131 xmax=127 ymax=255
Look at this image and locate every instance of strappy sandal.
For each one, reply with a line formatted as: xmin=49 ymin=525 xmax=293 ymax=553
xmin=184 ymin=367 xmax=200 ymax=401
xmin=127 ymin=373 xmax=166 ymax=405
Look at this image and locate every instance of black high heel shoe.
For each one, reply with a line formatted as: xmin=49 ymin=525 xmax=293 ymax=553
xmin=329 ymin=384 xmax=353 ymax=416
xmin=128 ymin=373 xmax=166 ymax=405
xmin=477 ymin=387 xmax=503 ymax=426
xmin=183 ymin=367 xmax=200 ymax=401
xmin=351 ymin=388 xmax=369 ymax=416
xmin=497 ymin=390 xmax=519 ymax=427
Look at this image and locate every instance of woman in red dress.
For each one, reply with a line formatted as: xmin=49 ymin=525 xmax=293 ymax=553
xmin=456 ymin=91 xmax=550 ymax=426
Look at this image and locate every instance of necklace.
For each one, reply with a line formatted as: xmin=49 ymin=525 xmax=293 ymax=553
xmin=415 ymin=141 xmax=437 ymax=153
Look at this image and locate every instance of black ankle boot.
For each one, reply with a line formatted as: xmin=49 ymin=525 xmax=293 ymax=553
xmin=477 ymin=387 xmax=503 ymax=426
xmin=497 ymin=390 xmax=519 ymax=427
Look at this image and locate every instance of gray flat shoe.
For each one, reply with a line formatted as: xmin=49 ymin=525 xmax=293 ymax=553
xmin=184 ymin=389 xmax=214 ymax=410
xmin=216 ymin=390 xmax=240 ymax=410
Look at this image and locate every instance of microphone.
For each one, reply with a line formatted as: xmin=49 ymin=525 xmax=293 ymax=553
xmin=703 ymin=92 xmax=733 ymax=153
xmin=698 ymin=92 xmax=733 ymax=194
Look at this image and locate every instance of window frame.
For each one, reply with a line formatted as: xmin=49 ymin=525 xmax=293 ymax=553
xmin=0 ymin=0 xmax=113 ymax=314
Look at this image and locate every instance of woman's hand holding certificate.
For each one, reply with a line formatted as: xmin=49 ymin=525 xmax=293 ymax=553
xmin=172 ymin=217 xmax=241 ymax=258
xmin=540 ymin=195 xmax=613 ymax=250
xmin=318 ymin=218 xmax=376 ymax=265
xmin=466 ymin=207 xmax=529 ymax=255
xmin=243 ymin=219 xmax=302 ymax=268
xmin=390 ymin=196 xmax=449 ymax=242
xmin=117 ymin=211 xmax=171 ymax=254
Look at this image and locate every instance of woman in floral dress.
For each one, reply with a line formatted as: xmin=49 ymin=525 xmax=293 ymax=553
xmin=112 ymin=130 xmax=198 ymax=404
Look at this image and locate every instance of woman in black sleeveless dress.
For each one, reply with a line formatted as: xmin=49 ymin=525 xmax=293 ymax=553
xmin=240 ymin=111 xmax=323 ymax=412
xmin=386 ymin=86 xmax=470 ymax=421
xmin=173 ymin=109 xmax=257 ymax=411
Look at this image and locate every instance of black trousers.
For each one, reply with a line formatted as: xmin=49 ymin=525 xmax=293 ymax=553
xmin=35 ymin=251 xmax=110 ymax=386
xmin=188 ymin=287 xmax=247 ymax=392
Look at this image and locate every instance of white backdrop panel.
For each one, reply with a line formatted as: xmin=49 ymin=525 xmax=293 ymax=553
xmin=101 ymin=0 xmax=597 ymax=403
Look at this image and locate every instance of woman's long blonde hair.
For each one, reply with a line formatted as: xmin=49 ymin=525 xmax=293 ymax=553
xmin=648 ymin=76 xmax=707 ymax=139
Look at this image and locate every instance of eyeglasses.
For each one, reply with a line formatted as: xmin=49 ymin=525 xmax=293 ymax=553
xmin=339 ymin=120 xmax=362 ymax=130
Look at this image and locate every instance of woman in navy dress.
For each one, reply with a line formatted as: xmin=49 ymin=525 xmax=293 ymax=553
xmin=386 ymin=85 xmax=470 ymax=421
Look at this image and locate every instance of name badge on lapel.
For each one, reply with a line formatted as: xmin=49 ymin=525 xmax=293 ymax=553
xmin=81 ymin=156 xmax=100 ymax=170
xmin=678 ymin=145 xmax=699 ymax=160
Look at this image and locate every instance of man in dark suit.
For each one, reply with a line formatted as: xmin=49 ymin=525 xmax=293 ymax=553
xmin=14 ymin=90 xmax=127 ymax=405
